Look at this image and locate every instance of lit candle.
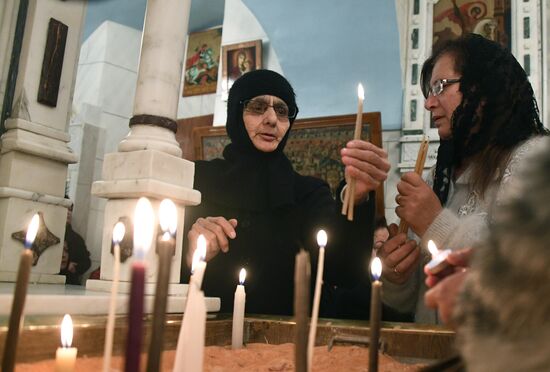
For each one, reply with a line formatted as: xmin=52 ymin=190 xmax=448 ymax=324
xmin=147 ymin=199 xmax=177 ymax=372
xmin=1 ymin=213 xmax=39 ymax=372
xmin=55 ymin=314 xmax=78 ymax=372
xmin=124 ymin=197 xmax=154 ymax=372
xmin=103 ymin=221 xmax=125 ymax=372
xmin=343 ymin=83 xmax=365 ymax=221
xmin=190 ymin=234 xmax=207 ymax=290
xmin=307 ymin=230 xmax=327 ymax=371
xmin=173 ymin=240 xmax=207 ymax=372
xmin=369 ymin=257 xmax=382 ymax=372
xmin=294 ymin=249 xmax=311 ymax=372
xmin=232 ymin=268 xmax=247 ymax=349
xmin=426 ymin=240 xmax=452 ymax=275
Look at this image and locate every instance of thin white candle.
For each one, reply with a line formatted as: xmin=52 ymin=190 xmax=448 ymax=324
xmin=55 ymin=314 xmax=77 ymax=372
xmin=173 ymin=248 xmax=207 ymax=372
xmin=345 ymin=83 xmax=365 ymax=221
xmin=307 ymin=230 xmax=328 ymax=372
xmin=426 ymin=240 xmax=452 ymax=275
xmin=102 ymin=222 xmax=125 ymax=372
xmin=232 ymin=268 xmax=247 ymax=349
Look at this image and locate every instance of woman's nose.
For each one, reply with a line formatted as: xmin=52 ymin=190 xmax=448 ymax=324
xmin=424 ymin=94 xmax=438 ymax=111
xmin=263 ymin=106 xmax=278 ymax=125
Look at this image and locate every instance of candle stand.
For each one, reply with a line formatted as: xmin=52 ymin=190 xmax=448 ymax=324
xmin=0 ymin=314 xmax=455 ymax=367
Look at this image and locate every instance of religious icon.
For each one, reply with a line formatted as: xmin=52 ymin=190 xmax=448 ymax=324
xmin=182 ymin=27 xmax=222 ymax=97
xmin=222 ymin=40 xmax=262 ymax=96
xmin=433 ymin=0 xmax=511 ymax=50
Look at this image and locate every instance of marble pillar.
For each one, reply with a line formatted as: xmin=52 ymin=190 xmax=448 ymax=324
xmin=88 ymin=0 xmax=200 ymax=295
xmin=0 ymin=0 xmax=85 ymax=283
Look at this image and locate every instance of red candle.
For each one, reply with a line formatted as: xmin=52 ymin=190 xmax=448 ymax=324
xmin=124 ymin=197 xmax=154 ymax=372
xmin=1 ymin=214 xmax=39 ymax=372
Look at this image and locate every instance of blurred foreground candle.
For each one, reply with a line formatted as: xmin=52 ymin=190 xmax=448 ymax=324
xmin=190 ymin=234 xmax=207 ymax=289
xmin=1 ymin=213 xmax=39 ymax=372
xmin=307 ymin=230 xmax=327 ymax=371
xmin=294 ymin=249 xmax=311 ymax=372
xmin=147 ymin=199 xmax=177 ymax=372
xmin=173 ymin=238 xmax=207 ymax=372
xmin=369 ymin=257 xmax=382 ymax=372
xmin=55 ymin=314 xmax=77 ymax=372
xmin=426 ymin=240 xmax=452 ymax=275
xmin=125 ymin=197 xmax=154 ymax=372
xmin=103 ymin=221 xmax=125 ymax=372
xmin=232 ymin=268 xmax=247 ymax=349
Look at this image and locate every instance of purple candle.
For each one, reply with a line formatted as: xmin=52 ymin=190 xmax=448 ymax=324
xmin=125 ymin=197 xmax=154 ymax=372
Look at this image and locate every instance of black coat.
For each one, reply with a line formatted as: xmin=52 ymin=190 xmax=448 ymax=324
xmin=182 ymin=160 xmax=376 ymax=316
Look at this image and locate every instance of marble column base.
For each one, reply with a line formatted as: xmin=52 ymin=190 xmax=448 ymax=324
xmin=0 ymin=196 xmax=70 ymax=279
xmin=91 ymin=149 xmax=200 ymax=296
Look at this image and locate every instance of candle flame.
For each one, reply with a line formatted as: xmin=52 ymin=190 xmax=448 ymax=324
xmin=25 ymin=213 xmax=40 ymax=248
xmin=357 ymin=83 xmax=365 ymax=100
xmin=192 ymin=235 xmax=207 ymax=272
xmin=427 ymin=240 xmax=439 ymax=257
xmin=112 ymin=222 xmax=125 ymax=245
xmin=159 ymin=199 xmax=177 ymax=235
xmin=133 ymin=197 xmax=155 ymax=259
xmin=316 ymin=229 xmax=328 ymax=248
xmin=239 ymin=268 xmax=247 ymax=285
xmin=371 ymin=257 xmax=382 ymax=280
xmin=60 ymin=314 xmax=73 ymax=348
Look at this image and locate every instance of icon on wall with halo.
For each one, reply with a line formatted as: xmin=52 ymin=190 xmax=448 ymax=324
xmin=221 ymin=39 xmax=262 ymax=100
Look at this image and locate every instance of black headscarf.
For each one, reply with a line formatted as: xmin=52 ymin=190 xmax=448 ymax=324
xmin=196 ymin=70 xmax=321 ymax=211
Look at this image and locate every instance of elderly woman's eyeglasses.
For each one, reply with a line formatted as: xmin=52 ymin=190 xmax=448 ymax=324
xmin=426 ymin=78 xmax=461 ymax=97
xmin=241 ymin=99 xmax=298 ymax=120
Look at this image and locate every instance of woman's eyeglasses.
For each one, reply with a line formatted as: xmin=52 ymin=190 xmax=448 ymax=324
xmin=425 ymin=78 xmax=461 ymax=97
xmin=241 ymin=99 xmax=298 ymax=120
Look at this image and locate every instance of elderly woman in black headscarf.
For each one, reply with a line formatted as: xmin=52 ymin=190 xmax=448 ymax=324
xmin=182 ymin=69 xmax=390 ymax=316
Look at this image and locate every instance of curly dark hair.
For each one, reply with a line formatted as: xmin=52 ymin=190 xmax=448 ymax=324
xmin=421 ymin=33 xmax=548 ymax=200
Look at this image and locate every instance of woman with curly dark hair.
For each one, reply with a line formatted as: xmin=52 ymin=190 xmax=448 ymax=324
xmin=378 ymin=33 xmax=548 ymax=323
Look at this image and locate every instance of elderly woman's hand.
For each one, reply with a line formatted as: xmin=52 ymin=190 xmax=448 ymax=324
xmin=186 ymin=216 xmax=238 ymax=267
xmin=377 ymin=224 xmax=421 ymax=284
xmin=340 ymin=140 xmax=390 ymax=203
xmin=424 ymin=247 xmax=473 ymax=288
xmin=395 ymin=172 xmax=442 ymax=236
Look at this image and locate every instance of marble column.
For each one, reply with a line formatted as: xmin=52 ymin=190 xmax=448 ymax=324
xmin=88 ymin=0 xmax=200 ymax=296
xmin=0 ymin=0 xmax=85 ymax=283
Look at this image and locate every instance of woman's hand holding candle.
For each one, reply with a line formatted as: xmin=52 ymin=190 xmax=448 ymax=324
xmin=395 ymin=172 xmax=442 ymax=236
xmin=377 ymin=226 xmax=420 ymax=285
xmin=425 ymin=247 xmax=473 ymax=287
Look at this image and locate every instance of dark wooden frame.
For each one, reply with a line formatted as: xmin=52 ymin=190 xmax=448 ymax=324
xmin=192 ymin=113 xmax=384 ymax=217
